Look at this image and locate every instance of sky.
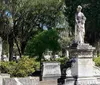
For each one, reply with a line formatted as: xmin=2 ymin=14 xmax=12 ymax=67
xmin=5 ymin=10 xmax=12 ymax=17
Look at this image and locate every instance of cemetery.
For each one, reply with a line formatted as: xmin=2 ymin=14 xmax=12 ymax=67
xmin=0 ymin=0 xmax=100 ymax=85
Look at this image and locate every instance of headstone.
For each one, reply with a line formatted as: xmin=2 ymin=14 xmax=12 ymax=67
xmin=44 ymin=55 xmax=51 ymax=60
xmin=42 ymin=62 xmax=61 ymax=81
xmin=3 ymin=55 xmax=9 ymax=61
xmin=66 ymin=50 xmax=69 ymax=58
xmin=16 ymin=56 xmax=20 ymax=60
xmin=54 ymin=54 xmax=59 ymax=59
xmin=44 ymin=51 xmax=52 ymax=60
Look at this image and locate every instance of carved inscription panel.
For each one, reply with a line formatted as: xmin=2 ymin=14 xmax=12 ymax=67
xmin=43 ymin=62 xmax=61 ymax=77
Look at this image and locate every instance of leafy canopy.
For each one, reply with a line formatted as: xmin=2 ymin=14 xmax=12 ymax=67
xmin=25 ymin=29 xmax=61 ymax=57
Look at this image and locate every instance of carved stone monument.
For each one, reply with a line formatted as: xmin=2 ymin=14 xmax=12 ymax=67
xmin=3 ymin=77 xmax=39 ymax=85
xmin=65 ymin=5 xmax=100 ymax=85
xmin=42 ymin=62 xmax=61 ymax=81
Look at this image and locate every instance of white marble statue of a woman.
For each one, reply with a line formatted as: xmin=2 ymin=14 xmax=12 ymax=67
xmin=75 ymin=5 xmax=86 ymax=44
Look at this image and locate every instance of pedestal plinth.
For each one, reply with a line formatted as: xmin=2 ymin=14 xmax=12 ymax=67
xmin=70 ymin=43 xmax=95 ymax=77
xmin=65 ymin=43 xmax=99 ymax=85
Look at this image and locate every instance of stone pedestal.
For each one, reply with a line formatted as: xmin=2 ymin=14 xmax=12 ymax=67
xmin=70 ymin=44 xmax=95 ymax=77
xmin=65 ymin=43 xmax=100 ymax=85
xmin=42 ymin=62 xmax=61 ymax=81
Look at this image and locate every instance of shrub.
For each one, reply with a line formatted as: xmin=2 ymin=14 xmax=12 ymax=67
xmin=55 ymin=57 xmax=69 ymax=65
xmin=94 ymin=57 xmax=100 ymax=66
xmin=0 ymin=61 xmax=10 ymax=73
xmin=42 ymin=56 xmax=69 ymax=65
xmin=0 ymin=56 xmax=40 ymax=77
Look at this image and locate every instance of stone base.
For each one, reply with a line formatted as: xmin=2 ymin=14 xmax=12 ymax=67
xmin=42 ymin=76 xmax=60 ymax=81
xmin=93 ymin=66 xmax=100 ymax=84
xmin=77 ymin=77 xmax=99 ymax=85
xmin=65 ymin=43 xmax=100 ymax=85
xmin=65 ymin=65 xmax=100 ymax=85
xmin=64 ymin=77 xmax=99 ymax=85
xmin=64 ymin=77 xmax=75 ymax=85
xmin=40 ymin=80 xmax=57 ymax=85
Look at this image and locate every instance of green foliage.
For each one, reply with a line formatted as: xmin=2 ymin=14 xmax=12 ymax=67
xmin=14 ymin=0 xmax=63 ymax=54
xmin=94 ymin=57 xmax=100 ymax=67
xmin=55 ymin=57 xmax=69 ymax=65
xmin=0 ymin=56 xmax=40 ymax=77
xmin=42 ymin=56 xmax=69 ymax=65
xmin=0 ymin=0 xmax=63 ymax=59
xmin=13 ymin=57 xmax=35 ymax=77
xmin=25 ymin=29 xmax=61 ymax=58
xmin=0 ymin=61 xmax=11 ymax=73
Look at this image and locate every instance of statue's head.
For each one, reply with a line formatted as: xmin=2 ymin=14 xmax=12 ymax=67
xmin=77 ymin=5 xmax=82 ymax=12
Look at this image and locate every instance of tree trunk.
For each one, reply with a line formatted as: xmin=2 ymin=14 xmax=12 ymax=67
xmin=14 ymin=37 xmax=22 ymax=58
xmin=39 ymin=53 xmax=42 ymax=81
xmin=21 ymin=41 xmax=27 ymax=55
xmin=8 ymin=33 xmax=14 ymax=61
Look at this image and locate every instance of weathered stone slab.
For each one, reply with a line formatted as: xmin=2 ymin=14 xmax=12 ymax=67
xmin=0 ymin=74 xmax=10 ymax=85
xmin=42 ymin=62 xmax=61 ymax=80
xmin=77 ymin=77 xmax=99 ymax=85
xmin=3 ymin=77 xmax=39 ymax=85
xmin=3 ymin=78 xmax=17 ymax=85
xmin=0 ymin=75 xmax=2 ymax=85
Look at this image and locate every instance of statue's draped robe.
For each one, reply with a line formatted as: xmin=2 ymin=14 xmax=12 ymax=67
xmin=75 ymin=12 xmax=86 ymax=44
